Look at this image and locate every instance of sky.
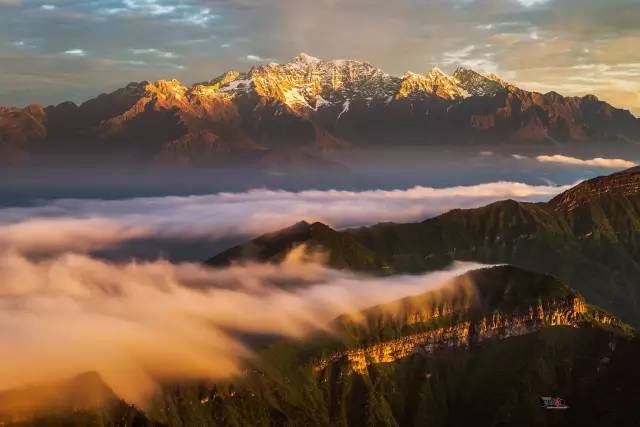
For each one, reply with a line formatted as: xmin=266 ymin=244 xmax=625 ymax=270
xmin=0 ymin=0 xmax=639 ymax=115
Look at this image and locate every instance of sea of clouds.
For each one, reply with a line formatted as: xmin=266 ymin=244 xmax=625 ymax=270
xmin=0 ymin=180 xmax=577 ymax=405
xmin=0 ymin=248 xmax=485 ymax=404
xmin=0 ymin=181 xmax=573 ymax=257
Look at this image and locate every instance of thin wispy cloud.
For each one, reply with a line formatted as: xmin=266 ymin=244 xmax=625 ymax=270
xmin=171 ymin=8 xmax=217 ymax=26
xmin=131 ymin=48 xmax=177 ymax=58
xmin=246 ymin=54 xmax=271 ymax=62
xmin=535 ymin=154 xmax=637 ymax=169
xmin=517 ymin=0 xmax=550 ymax=7
xmin=64 ymin=49 xmax=86 ymax=56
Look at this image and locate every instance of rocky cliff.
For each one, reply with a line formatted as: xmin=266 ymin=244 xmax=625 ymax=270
xmin=315 ymin=291 xmax=614 ymax=374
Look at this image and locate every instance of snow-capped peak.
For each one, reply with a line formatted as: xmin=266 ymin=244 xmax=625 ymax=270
xmin=209 ymin=54 xmax=519 ymax=110
xmin=453 ymin=68 xmax=506 ymax=97
xmin=486 ymin=73 xmax=513 ymax=89
xmin=292 ymin=52 xmax=321 ymax=64
xmin=426 ymin=67 xmax=449 ymax=78
xmin=424 ymin=67 xmax=470 ymax=99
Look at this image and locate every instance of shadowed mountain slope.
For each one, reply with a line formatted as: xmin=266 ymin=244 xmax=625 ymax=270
xmin=0 ymin=372 xmax=155 ymax=426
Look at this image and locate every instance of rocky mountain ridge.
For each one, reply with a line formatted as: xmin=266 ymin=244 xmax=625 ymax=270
xmin=2 ymin=53 xmax=639 ymax=165
xmin=314 ymin=265 xmax=623 ymax=374
xmin=316 ymin=294 xmax=621 ymax=374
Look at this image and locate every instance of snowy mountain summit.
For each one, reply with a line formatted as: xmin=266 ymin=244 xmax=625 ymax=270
xmin=214 ymin=53 xmax=511 ymax=110
xmin=2 ymin=52 xmax=638 ymax=166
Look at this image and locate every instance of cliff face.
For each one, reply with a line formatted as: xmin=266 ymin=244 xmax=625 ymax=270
xmin=309 ymin=266 xmax=627 ymax=375
xmin=2 ymin=53 xmax=639 ymax=165
xmin=316 ymin=295 xmax=590 ymax=374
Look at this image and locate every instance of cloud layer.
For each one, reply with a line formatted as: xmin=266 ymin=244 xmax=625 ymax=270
xmin=0 ymin=178 xmax=576 ymax=405
xmin=0 ymin=181 xmax=572 ymax=256
xmin=0 ymin=247 xmax=485 ymax=405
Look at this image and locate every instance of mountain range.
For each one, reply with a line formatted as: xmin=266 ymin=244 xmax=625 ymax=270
xmin=2 ymin=53 xmax=639 ymax=166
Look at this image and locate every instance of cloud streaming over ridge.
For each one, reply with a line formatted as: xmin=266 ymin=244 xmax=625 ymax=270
xmin=0 ymin=247 xmax=485 ymax=405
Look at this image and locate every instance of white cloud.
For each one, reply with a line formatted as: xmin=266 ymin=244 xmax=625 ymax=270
xmin=40 ymin=4 xmax=55 ymax=10
xmin=535 ymin=154 xmax=637 ymax=169
xmin=517 ymin=0 xmax=550 ymax=6
xmin=442 ymin=44 xmax=476 ymax=65
xmin=441 ymin=44 xmax=499 ymax=74
xmin=0 ymin=181 xmax=572 ymax=255
xmin=0 ymin=218 xmax=147 ymax=255
xmin=246 ymin=54 xmax=269 ymax=62
xmin=64 ymin=49 xmax=86 ymax=56
xmin=123 ymin=0 xmax=176 ymax=16
xmin=131 ymin=48 xmax=177 ymax=59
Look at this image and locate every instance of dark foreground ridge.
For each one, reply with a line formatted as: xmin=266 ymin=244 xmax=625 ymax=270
xmin=2 ymin=266 xmax=637 ymax=426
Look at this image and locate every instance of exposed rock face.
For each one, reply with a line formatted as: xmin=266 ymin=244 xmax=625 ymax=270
xmin=453 ymin=68 xmax=505 ymax=97
xmin=310 ymin=267 xmax=614 ymax=375
xmin=397 ymin=68 xmax=469 ymax=100
xmin=316 ymin=295 xmax=590 ymax=374
xmin=247 ymin=53 xmax=400 ymax=108
xmin=2 ymin=54 xmax=639 ymax=165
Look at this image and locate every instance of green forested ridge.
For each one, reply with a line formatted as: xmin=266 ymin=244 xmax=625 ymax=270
xmin=209 ymin=169 xmax=640 ymax=326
